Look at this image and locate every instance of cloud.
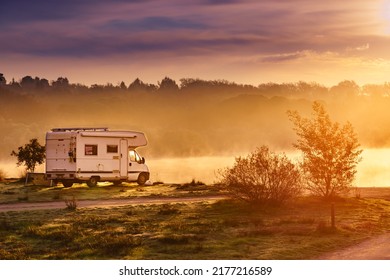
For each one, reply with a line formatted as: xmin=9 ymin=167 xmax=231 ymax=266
xmin=201 ymin=0 xmax=243 ymax=5
xmin=103 ymin=17 xmax=208 ymax=32
xmin=346 ymin=43 xmax=370 ymax=51
xmin=261 ymin=51 xmax=307 ymax=63
xmin=2 ymin=0 xmax=389 ymax=87
xmin=0 ymin=0 xmax=158 ymax=26
xmin=0 ymin=31 xmax=260 ymax=59
xmin=0 ymin=0 xmax=86 ymax=24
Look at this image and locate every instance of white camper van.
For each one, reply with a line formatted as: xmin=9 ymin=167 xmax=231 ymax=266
xmin=45 ymin=128 xmax=150 ymax=187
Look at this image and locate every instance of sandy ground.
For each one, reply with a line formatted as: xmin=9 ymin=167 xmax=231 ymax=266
xmin=317 ymin=233 xmax=390 ymax=260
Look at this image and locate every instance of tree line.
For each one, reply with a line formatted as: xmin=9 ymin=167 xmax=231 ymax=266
xmin=2 ymin=73 xmax=390 ymax=99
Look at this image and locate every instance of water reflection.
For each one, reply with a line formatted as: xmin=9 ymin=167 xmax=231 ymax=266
xmin=148 ymin=156 xmax=235 ymax=184
xmin=149 ymin=149 xmax=390 ymax=187
xmin=1 ymin=149 xmax=390 ymax=187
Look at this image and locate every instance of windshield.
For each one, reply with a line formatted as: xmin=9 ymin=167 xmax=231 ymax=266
xmin=129 ymin=150 xmax=142 ymax=163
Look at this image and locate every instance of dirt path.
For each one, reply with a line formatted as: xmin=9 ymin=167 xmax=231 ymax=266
xmin=0 ymin=195 xmax=226 ymax=213
xmin=318 ymin=233 xmax=390 ymax=260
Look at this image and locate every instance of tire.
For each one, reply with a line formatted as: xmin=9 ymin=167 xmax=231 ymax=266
xmin=137 ymin=173 xmax=148 ymax=186
xmin=87 ymin=177 xmax=99 ymax=187
xmin=62 ymin=181 xmax=74 ymax=188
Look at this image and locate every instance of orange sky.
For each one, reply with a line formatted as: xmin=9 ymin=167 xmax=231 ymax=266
xmin=2 ymin=0 xmax=390 ymax=86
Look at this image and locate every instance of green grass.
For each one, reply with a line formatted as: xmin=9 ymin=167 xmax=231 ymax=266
xmin=1 ymin=193 xmax=390 ymax=260
xmin=0 ymin=180 xmax=223 ymax=204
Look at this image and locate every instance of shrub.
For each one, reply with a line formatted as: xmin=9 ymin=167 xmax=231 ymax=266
xmin=158 ymin=204 xmax=181 ymax=215
xmin=220 ymin=146 xmax=302 ymax=205
xmin=0 ymin=169 xmax=5 ymax=181
xmin=64 ymin=196 xmax=78 ymax=211
xmin=0 ymin=214 xmax=13 ymax=231
xmin=176 ymin=179 xmax=207 ymax=190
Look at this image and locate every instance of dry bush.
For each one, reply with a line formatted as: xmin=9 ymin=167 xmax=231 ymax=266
xmin=0 ymin=169 xmax=5 ymax=181
xmin=220 ymin=146 xmax=302 ymax=206
xmin=157 ymin=204 xmax=181 ymax=215
xmin=64 ymin=196 xmax=78 ymax=211
xmin=0 ymin=214 xmax=13 ymax=231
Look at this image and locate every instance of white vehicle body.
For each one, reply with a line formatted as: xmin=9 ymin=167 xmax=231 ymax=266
xmin=45 ymin=128 xmax=150 ymax=187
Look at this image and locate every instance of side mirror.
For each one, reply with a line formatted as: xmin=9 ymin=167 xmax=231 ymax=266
xmin=141 ymin=157 xmax=145 ymax=164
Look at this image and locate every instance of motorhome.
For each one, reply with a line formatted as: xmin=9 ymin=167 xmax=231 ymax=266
xmin=45 ymin=127 xmax=150 ymax=187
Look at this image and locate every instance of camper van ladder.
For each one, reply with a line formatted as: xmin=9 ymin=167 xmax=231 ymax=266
xmin=51 ymin=127 xmax=109 ymax=132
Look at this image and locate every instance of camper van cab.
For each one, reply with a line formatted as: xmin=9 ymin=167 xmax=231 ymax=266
xmin=45 ymin=128 xmax=150 ymax=187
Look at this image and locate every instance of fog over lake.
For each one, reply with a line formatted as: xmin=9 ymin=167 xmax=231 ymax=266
xmin=148 ymin=149 xmax=390 ymax=187
xmin=2 ymin=78 xmax=390 ymax=187
xmin=2 ymin=149 xmax=390 ymax=187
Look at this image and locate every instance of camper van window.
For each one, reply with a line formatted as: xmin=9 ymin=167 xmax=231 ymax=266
xmin=129 ymin=150 xmax=136 ymax=162
xmin=107 ymin=145 xmax=118 ymax=153
xmin=129 ymin=150 xmax=141 ymax=163
xmin=85 ymin=144 xmax=98 ymax=156
xmin=135 ymin=151 xmax=141 ymax=162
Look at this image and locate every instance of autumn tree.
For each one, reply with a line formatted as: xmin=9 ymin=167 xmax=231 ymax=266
xmin=20 ymin=75 xmax=35 ymax=89
xmin=220 ymin=146 xmax=302 ymax=205
xmin=330 ymin=80 xmax=360 ymax=100
xmin=11 ymin=138 xmax=45 ymax=173
xmin=119 ymin=81 xmax=127 ymax=90
xmin=128 ymin=78 xmax=157 ymax=92
xmin=52 ymin=77 xmax=70 ymax=91
xmin=0 ymin=73 xmax=6 ymax=85
xmin=158 ymin=77 xmax=179 ymax=92
xmin=287 ymin=102 xmax=362 ymax=199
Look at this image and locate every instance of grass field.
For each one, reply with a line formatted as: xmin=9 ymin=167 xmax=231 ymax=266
xmin=0 ymin=179 xmax=218 ymax=204
xmin=1 ymin=181 xmax=390 ymax=260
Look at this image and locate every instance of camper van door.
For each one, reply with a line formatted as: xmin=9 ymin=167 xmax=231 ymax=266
xmin=120 ymin=139 xmax=128 ymax=178
xmin=128 ymin=149 xmax=143 ymax=181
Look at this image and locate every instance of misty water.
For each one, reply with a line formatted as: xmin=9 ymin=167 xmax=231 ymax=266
xmin=148 ymin=148 xmax=390 ymax=187
xmin=1 ymin=148 xmax=390 ymax=187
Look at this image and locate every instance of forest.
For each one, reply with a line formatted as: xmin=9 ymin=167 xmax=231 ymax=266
xmin=1 ymin=73 xmax=390 ymax=162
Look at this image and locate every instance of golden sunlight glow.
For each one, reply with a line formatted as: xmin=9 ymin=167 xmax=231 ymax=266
xmin=383 ymin=0 xmax=390 ymax=18
xmin=381 ymin=0 xmax=390 ymax=33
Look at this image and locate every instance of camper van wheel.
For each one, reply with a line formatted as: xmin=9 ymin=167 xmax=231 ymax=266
xmin=87 ymin=177 xmax=99 ymax=187
xmin=137 ymin=173 xmax=148 ymax=186
xmin=62 ymin=181 xmax=74 ymax=188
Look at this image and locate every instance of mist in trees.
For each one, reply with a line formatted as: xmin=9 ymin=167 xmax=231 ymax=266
xmin=1 ymin=73 xmax=390 ymax=163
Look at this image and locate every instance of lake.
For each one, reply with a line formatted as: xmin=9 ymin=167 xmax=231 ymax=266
xmin=148 ymin=149 xmax=390 ymax=187
xmin=1 ymin=148 xmax=390 ymax=187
